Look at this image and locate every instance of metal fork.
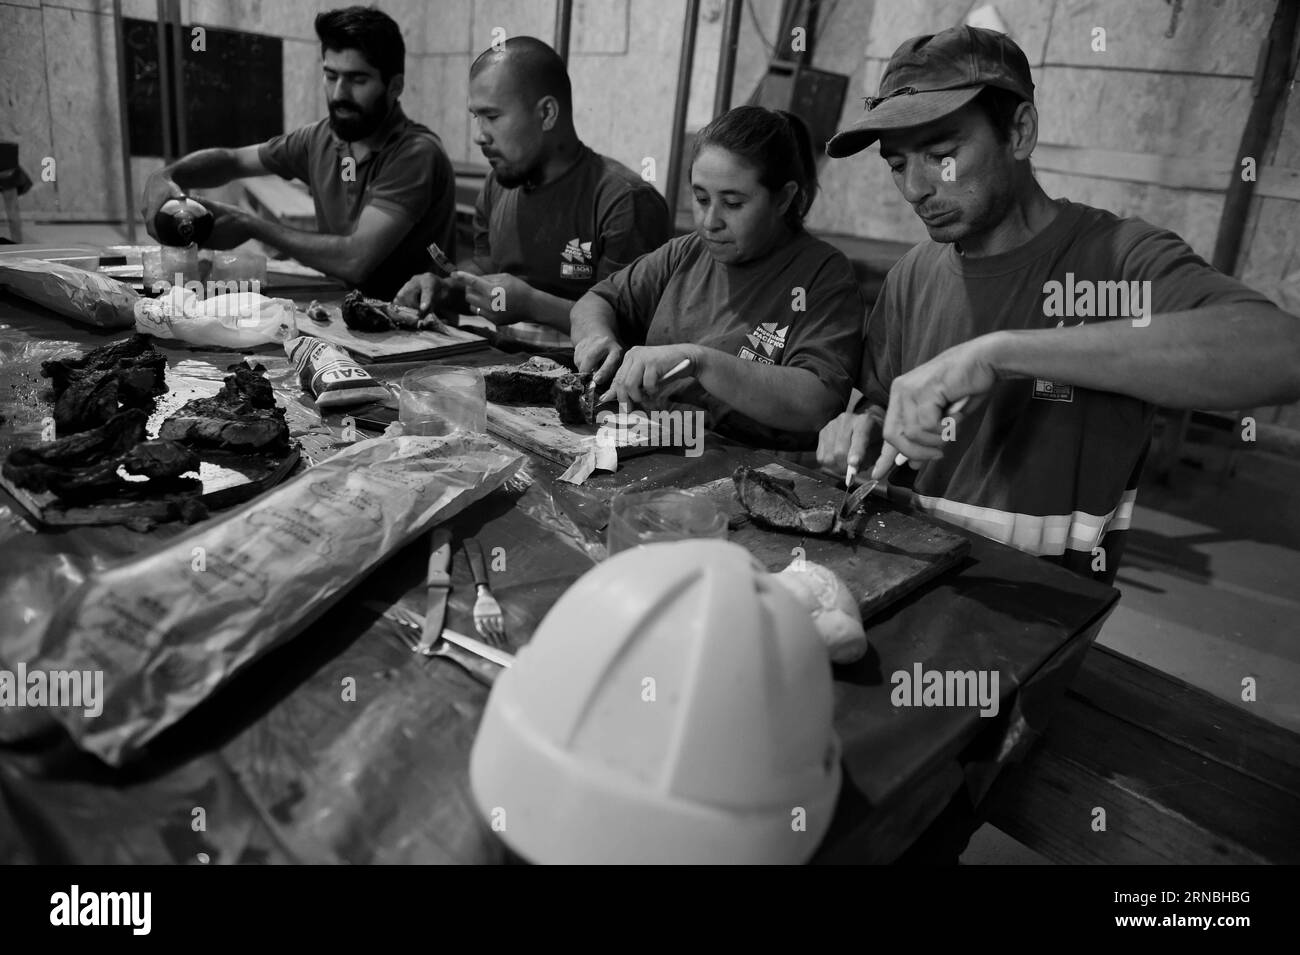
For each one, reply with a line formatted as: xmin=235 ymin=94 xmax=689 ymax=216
xmin=464 ymin=537 xmax=507 ymax=646
xmin=382 ymin=604 xmax=498 ymax=686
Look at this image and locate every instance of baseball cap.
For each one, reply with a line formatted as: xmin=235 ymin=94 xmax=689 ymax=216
xmin=826 ymin=26 xmax=1034 ymax=158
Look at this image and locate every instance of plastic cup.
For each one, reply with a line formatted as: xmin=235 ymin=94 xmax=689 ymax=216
xmin=606 ymin=489 xmax=728 ymax=556
xmin=399 ymin=366 xmax=487 ymax=436
xmin=210 ymin=250 xmax=268 ymax=291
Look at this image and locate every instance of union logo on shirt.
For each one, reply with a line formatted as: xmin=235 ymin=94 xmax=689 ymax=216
xmin=738 ymin=322 xmax=789 ymax=364
xmin=560 ymin=237 xmax=593 ymax=280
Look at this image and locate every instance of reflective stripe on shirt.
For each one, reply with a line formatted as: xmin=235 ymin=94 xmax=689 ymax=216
xmin=912 ymin=487 xmax=1138 ymax=557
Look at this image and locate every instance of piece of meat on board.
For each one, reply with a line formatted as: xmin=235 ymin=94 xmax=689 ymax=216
xmin=159 ymin=363 xmax=290 ymax=454
xmin=483 ymin=356 xmax=572 ymax=405
xmin=731 ymin=465 xmax=872 ymax=539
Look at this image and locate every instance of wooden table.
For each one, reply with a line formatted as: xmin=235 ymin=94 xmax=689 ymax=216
xmin=0 ymin=258 xmax=1120 ymax=864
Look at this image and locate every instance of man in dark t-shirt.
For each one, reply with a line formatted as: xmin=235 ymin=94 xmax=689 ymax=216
xmin=816 ymin=26 xmax=1300 ymax=587
xmin=139 ymin=8 xmax=455 ymax=299
xmin=396 ymin=37 xmax=671 ymax=349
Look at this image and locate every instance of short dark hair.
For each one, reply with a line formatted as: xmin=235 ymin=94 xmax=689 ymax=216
xmin=973 ymin=86 xmax=1026 ymax=143
xmin=470 ymin=36 xmax=572 ymax=113
xmin=692 ymin=106 xmax=819 ymax=230
xmin=315 ymin=6 xmax=405 ymax=84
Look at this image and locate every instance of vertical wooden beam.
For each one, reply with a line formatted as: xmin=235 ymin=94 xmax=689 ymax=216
xmin=113 ymin=0 xmax=137 ymax=242
xmin=666 ymin=0 xmax=701 ymax=222
xmin=554 ymin=0 xmax=573 ymax=63
xmin=167 ymin=0 xmax=187 ymax=158
xmin=155 ymin=0 xmax=175 ymax=163
xmin=712 ymin=0 xmax=744 ymax=117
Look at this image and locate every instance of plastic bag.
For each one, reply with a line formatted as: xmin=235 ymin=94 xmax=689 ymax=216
xmin=0 ymin=432 xmax=524 ymax=765
xmin=0 ymin=257 xmax=137 ymax=329
xmin=134 ymin=286 xmax=296 ymax=348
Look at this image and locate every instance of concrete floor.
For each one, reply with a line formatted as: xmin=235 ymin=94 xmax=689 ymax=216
xmin=11 ymin=222 xmax=1299 ymax=864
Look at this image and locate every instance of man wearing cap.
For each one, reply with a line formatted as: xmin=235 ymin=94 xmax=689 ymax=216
xmin=817 ymin=25 xmax=1300 ymax=586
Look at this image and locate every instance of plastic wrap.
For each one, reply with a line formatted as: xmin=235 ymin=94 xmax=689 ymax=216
xmin=134 ymin=286 xmax=296 ymax=348
xmin=0 ymin=257 xmax=137 ymax=329
xmin=0 ymin=432 xmax=524 ymax=766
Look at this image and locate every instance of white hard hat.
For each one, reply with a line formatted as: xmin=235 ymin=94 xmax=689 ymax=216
xmin=469 ymin=539 xmax=842 ymax=864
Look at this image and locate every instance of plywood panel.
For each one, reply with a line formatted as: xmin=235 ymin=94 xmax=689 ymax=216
xmin=866 ymin=0 xmax=1054 ymax=68
xmin=420 ymin=0 xmax=473 ymax=54
xmin=405 ymin=53 xmax=472 ymax=164
xmin=0 ymin=3 xmax=57 ymax=214
xmin=1035 ymin=170 xmax=1225 ymax=260
xmin=282 ymin=36 xmax=322 ymax=134
xmin=569 ymin=0 xmax=686 ymax=182
xmin=43 ymin=6 xmax=127 ymax=219
xmin=1044 ymin=0 xmax=1271 ymax=75
xmin=1035 ymin=66 xmax=1250 ymax=163
xmin=189 ymin=0 xmax=328 ymax=41
xmin=1239 ymin=197 xmax=1300 ymax=289
xmin=571 ymin=0 xmax=627 ymax=54
xmin=471 ymin=0 xmax=555 ymax=53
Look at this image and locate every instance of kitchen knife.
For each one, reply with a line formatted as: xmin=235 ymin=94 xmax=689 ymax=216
xmin=841 ymin=395 xmax=971 ymax=514
xmin=362 ymin=600 xmax=515 ymax=669
xmin=419 ymin=527 xmax=452 ymax=653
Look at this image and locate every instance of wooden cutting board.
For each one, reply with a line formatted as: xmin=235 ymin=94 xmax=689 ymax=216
xmin=0 ymin=448 xmax=301 ymax=528
xmin=485 ymin=401 xmax=669 ymax=469
xmin=691 ymin=462 xmax=971 ymax=621
xmin=294 ymin=303 xmax=488 ymax=364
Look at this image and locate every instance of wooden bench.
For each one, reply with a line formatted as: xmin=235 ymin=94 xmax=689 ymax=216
xmin=984 ymin=643 xmax=1300 ymax=864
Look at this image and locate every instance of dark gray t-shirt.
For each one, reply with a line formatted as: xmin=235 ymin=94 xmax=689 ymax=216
xmin=473 ymin=145 xmax=672 ymax=301
xmin=259 ymin=104 xmax=456 ymax=298
xmin=589 ymin=230 xmax=865 ymax=449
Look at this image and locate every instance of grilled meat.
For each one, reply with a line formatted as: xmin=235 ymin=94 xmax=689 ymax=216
xmin=3 ymin=409 xmax=149 ymax=491
xmin=3 ymin=409 xmax=199 ymax=502
xmin=42 ymin=335 xmax=168 ymax=434
xmin=485 ymin=358 xmax=598 ymax=424
xmin=159 ymin=363 xmax=288 ymax=454
xmin=732 ymin=466 xmax=869 ymax=539
xmin=553 ymin=372 xmax=597 ymax=425
xmin=341 ymin=290 xmax=447 ymax=333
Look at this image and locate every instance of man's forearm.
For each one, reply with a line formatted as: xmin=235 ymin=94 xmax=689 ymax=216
xmin=162 ymin=148 xmax=247 ymax=190
xmin=693 ymin=346 xmax=840 ymax=431
xmin=985 ymin=303 xmax=1300 ymax=409
xmin=244 ymin=217 xmax=370 ymax=285
xmin=525 ymin=288 xmax=576 ymax=332
xmin=569 ymin=293 xmax=620 ymax=342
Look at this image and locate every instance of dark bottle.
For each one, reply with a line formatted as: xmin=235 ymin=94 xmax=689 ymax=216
xmin=154 ymin=196 xmax=214 ymax=247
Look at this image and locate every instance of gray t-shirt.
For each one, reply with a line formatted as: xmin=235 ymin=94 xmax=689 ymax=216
xmin=259 ymin=104 xmax=456 ymax=298
xmin=589 ymin=230 xmax=865 ymax=449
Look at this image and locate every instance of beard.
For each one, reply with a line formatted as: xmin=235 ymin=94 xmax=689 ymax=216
xmin=485 ymin=153 xmax=543 ymax=190
xmin=328 ymin=99 xmax=387 ymax=142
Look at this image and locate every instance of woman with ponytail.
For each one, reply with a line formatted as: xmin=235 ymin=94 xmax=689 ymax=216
xmin=570 ymin=106 xmax=864 ymax=450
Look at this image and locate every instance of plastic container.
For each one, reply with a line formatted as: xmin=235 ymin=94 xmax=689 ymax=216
xmin=398 ymin=366 xmax=487 ymax=436
xmin=210 ymin=250 xmax=268 ymax=290
xmin=606 ymin=489 xmax=728 ymax=556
